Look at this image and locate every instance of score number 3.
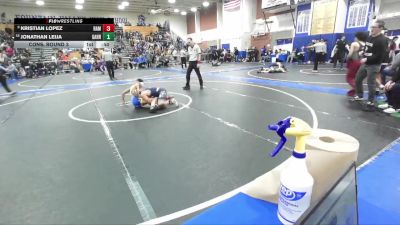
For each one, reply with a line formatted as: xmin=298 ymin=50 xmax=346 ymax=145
xmin=102 ymin=24 xmax=115 ymax=32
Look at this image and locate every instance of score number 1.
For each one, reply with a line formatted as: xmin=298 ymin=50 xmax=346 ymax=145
xmin=102 ymin=24 xmax=115 ymax=41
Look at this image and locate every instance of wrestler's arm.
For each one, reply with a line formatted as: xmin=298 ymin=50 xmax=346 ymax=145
xmin=121 ymin=87 xmax=131 ymax=103
xmin=140 ymin=93 xmax=153 ymax=104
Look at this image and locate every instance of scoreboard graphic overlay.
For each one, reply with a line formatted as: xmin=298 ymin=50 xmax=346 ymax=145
xmin=14 ymin=18 xmax=115 ymax=48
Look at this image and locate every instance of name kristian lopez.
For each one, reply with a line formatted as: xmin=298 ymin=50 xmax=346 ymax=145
xmin=20 ymin=34 xmax=63 ymax=40
xmin=19 ymin=26 xmax=63 ymax=31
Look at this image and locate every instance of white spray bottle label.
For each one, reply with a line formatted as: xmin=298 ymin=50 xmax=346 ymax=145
xmin=277 ymin=183 xmax=312 ymax=224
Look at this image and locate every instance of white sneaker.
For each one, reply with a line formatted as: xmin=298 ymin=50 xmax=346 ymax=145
xmin=352 ymin=96 xmax=363 ymax=101
xmin=366 ymin=101 xmax=375 ymax=106
xmin=378 ymin=103 xmax=389 ymax=109
xmin=312 ymin=70 xmax=318 ymax=73
xmin=170 ymin=98 xmax=179 ymax=107
xmin=383 ymin=107 xmax=399 ymax=114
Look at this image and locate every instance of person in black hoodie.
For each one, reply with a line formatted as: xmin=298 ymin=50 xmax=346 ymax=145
xmin=354 ymin=20 xmax=388 ymax=110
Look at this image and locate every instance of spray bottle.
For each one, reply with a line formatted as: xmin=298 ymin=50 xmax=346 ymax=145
xmin=268 ymin=117 xmax=314 ymax=225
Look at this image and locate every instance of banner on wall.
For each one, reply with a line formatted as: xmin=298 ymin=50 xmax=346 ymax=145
xmin=223 ymin=0 xmax=242 ymax=12
xmin=310 ymin=0 xmax=339 ymax=35
xmin=12 ymin=14 xmax=128 ymax=24
xmin=346 ymin=0 xmax=369 ymax=29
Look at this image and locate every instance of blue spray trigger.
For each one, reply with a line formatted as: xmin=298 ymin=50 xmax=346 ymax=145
xmin=268 ymin=117 xmax=292 ymax=157
xmin=268 ymin=124 xmax=280 ymax=131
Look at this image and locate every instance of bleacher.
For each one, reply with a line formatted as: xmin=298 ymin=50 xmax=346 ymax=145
xmin=29 ymin=48 xmax=54 ymax=63
xmin=123 ymin=26 xmax=159 ymax=37
xmin=0 ymin=24 xmax=14 ymax=32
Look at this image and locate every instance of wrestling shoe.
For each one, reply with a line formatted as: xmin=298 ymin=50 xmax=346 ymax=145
xmin=150 ymin=105 xmax=159 ymax=113
xmin=170 ymin=98 xmax=179 ymax=107
xmin=182 ymin=86 xmax=190 ymax=90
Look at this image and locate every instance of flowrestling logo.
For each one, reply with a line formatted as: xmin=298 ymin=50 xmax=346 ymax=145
xmin=280 ymin=185 xmax=307 ymax=201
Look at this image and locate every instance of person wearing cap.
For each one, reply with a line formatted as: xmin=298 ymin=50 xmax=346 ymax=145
xmin=183 ymin=38 xmax=203 ymax=90
xmin=354 ymin=20 xmax=389 ymax=110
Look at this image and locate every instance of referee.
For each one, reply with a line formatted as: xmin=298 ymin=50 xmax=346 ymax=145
xmin=308 ymin=39 xmax=326 ymax=73
xmin=183 ymin=38 xmax=203 ymax=90
xmin=102 ymin=48 xmax=115 ymax=80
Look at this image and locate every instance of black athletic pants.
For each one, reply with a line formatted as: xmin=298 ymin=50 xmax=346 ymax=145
xmin=181 ymin=57 xmax=187 ymax=69
xmin=106 ymin=61 xmax=115 ymax=80
xmin=185 ymin=61 xmax=203 ymax=87
xmin=313 ymin=52 xmax=324 ymax=71
xmin=0 ymin=75 xmax=12 ymax=92
xmin=386 ymin=83 xmax=400 ymax=109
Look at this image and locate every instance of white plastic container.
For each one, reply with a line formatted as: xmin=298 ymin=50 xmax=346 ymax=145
xmin=268 ymin=117 xmax=314 ymax=224
xmin=277 ymin=154 xmax=314 ymax=224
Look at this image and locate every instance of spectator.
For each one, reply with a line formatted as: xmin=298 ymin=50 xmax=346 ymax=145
xmin=172 ymin=48 xmax=178 ymax=63
xmin=5 ymin=45 xmax=13 ymax=58
xmin=297 ymin=47 xmax=305 ymax=64
xmin=0 ymin=13 xmax=5 ymax=24
xmin=180 ymin=48 xmax=187 ymax=69
xmin=0 ymin=62 xmax=16 ymax=95
xmin=234 ymin=47 xmax=239 ymax=62
xmin=381 ymin=51 xmax=400 ymax=85
xmin=0 ymin=49 xmax=6 ymax=63
xmin=287 ymin=48 xmax=297 ymax=64
xmin=307 ymin=40 xmax=316 ymax=64
xmin=3 ymin=60 xmax=18 ymax=79
xmin=378 ymin=52 xmax=400 ymax=113
xmin=254 ymin=47 xmax=259 ymax=62
xmin=333 ymin=36 xmax=347 ymax=70
xmin=131 ymin=55 xmax=139 ymax=69
xmin=354 ymin=20 xmax=388 ymax=110
xmin=225 ymin=50 xmax=232 ymax=62
xmin=346 ymin=32 xmax=368 ymax=97
xmin=261 ymin=46 xmax=267 ymax=63
xmin=389 ymin=36 xmax=398 ymax=62
xmin=206 ymin=48 xmax=212 ymax=63
xmin=146 ymin=51 xmax=153 ymax=68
